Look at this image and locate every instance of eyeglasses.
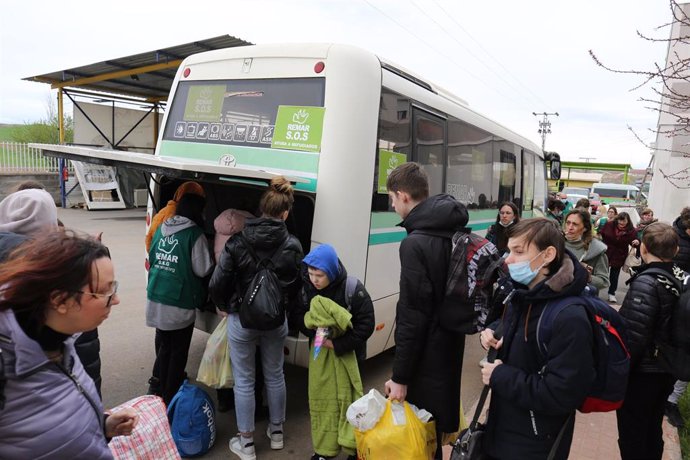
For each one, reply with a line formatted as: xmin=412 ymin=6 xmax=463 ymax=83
xmin=78 ymin=280 xmax=119 ymax=307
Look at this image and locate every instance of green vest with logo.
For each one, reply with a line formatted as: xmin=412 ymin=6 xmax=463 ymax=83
xmin=147 ymin=225 xmax=206 ymax=309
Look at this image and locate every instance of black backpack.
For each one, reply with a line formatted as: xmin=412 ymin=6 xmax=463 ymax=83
xmin=644 ymin=268 xmax=690 ymax=380
xmin=237 ymin=235 xmax=289 ymax=331
xmin=415 ymin=228 xmax=506 ymax=334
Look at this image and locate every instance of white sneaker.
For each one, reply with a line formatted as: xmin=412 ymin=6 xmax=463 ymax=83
xmin=608 ymin=294 xmax=617 ymax=303
xmin=229 ymin=436 xmax=256 ymax=460
xmin=266 ymin=425 xmax=284 ymax=450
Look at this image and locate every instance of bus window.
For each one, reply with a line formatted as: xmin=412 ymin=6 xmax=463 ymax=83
xmin=162 ymin=78 xmax=325 ymax=148
xmin=533 ymin=152 xmax=547 ymax=214
xmin=372 ymin=89 xmax=411 ymax=212
xmin=522 ymin=150 xmax=535 ymax=213
xmin=413 ymin=108 xmax=445 ymax=196
xmin=446 ymin=118 xmax=493 ymax=209
xmin=495 ymin=143 xmax=517 ymax=207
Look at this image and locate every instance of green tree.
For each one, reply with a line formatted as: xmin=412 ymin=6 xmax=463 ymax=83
xmin=9 ymin=94 xmax=73 ymax=144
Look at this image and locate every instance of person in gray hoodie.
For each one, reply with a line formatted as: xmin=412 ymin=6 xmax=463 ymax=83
xmin=146 ymin=192 xmax=214 ymax=404
xmin=563 ymin=208 xmax=610 ymax=292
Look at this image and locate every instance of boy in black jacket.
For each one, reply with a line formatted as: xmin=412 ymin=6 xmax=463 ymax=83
xmin=617 ymin=222 xmax=686 ymax=459
xmin=384 ymin=162 xmax=469 ymax=458
xmin=480 ymin=218 xmax=595 ymax=459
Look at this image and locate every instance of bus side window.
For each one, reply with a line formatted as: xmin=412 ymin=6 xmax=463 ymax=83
xmin=413 ymin=109 xmax=445 ymax=196
xmin=446 ymin=118 xmax=493 ymax=209
xmin=372 ymin=89 xmax=411 ymax=212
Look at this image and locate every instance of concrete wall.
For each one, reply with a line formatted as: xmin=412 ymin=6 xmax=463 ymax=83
xmin=649 ymin=2 xmax=690 ymax=223
xmin=0 ymin=172 xmax=61 ymax=204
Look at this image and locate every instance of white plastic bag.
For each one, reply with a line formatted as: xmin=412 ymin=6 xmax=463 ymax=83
xmin=346 ymin=388 xmax=433 ymax=432
xmin=196 ymin=317 xmax=233 ymax=389
xmin=347 ymin=388 xmax=388 ymax=432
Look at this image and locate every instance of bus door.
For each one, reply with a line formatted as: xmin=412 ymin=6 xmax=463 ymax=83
xmin=411 ymin=107 xmax=446 ymax=195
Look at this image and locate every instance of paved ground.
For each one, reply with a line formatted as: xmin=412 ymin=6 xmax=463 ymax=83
xmin=57 ymin=207 xmax=683 ymax=459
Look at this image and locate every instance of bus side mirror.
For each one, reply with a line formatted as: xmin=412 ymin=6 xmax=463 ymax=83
xmin=545 ymin=151 xmax=561 ymax=180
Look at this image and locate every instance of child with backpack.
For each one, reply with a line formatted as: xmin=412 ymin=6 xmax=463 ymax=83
xmin=616 ymin=222 xmax=686 ymax=460
xmin=479 ymin=218 xmax=596 ymax=459
xmin=294 ymin=243 xmax=375 ymax=460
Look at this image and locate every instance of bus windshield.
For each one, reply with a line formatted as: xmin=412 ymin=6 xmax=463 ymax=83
xmin=162 ymin=78 xmax=325 ymax=148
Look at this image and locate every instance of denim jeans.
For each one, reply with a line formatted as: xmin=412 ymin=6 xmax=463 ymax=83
xmin=227 ymin=313 xmax=287 ymax=433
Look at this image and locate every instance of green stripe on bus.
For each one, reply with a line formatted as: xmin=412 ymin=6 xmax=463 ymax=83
xmin=369 ymin=232 xmax=406 ymax=245
xmin=159 ymin=140 xmax=320 ymax=173
xmin=367 ymin=219 xmax=495 ymax=246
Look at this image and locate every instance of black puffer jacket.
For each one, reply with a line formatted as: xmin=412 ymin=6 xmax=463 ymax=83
xmin=75 ymin=329 xmax=102 ymax=395
xmin=294 ymin=261 xmax=374 ymax=363
xmin=485 ymin=252 xmax=595 ymax=460
xmin=209 ymin=217 xmax=303 ymax=315
xmin=620 ymin=262 xmax=686 ymax=372
xmin=673 ymin=216 xmax=690 ymax=271
xmin=393 ymin=193 xmax=469 ymax=433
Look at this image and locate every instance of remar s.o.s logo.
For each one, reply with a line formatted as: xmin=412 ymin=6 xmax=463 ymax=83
xmin=219 ymin=154 xmax=236 ymax=167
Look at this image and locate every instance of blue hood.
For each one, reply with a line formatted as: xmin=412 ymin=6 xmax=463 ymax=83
xmin=303 ymin=243 xmax=340 ymax=282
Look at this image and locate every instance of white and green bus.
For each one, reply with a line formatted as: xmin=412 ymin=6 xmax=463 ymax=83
xmin=33 ymin=43 xmax=559 ymax=368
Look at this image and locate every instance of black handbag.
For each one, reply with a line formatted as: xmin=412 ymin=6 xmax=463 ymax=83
xmin=449 ymin=355 xmax=494 ymax=460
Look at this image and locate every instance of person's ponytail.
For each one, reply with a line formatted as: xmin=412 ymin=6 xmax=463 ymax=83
xmin=259 ymin=176 xmax=294 ymax=218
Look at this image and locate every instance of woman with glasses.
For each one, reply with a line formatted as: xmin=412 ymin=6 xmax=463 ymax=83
xmin=485 ymin=202 xmax=520 ymax=256
xmin=0 ymin=231 xmax=137 ymax=459
xmin=146 ymin=192 xmax=214 ymax=405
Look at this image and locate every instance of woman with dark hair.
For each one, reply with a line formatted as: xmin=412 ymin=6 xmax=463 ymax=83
xmin=546 ymin=197 xmax=566 ymax=223
xmin=0 ymin=231 xmax=138 ymax=459
xmin=210 ymin=176 xmax=304 ymax=459
xmin=563 ymin=209 xmax=610 ymax=291
xmin=595 ymin=205 xmax=617 ymax=233
xmin=146 ymin=192 xmax=214 ymax=404
xmin=485 ymin=202 xmax=520 ymax=256
xmin=600 ymin=211 xmax=639 ymax=303
xmin=479 ymin=218 xmax=595 ymax=459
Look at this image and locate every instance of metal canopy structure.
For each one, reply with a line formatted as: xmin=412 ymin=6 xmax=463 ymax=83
xmin=23 ymin=35 xmax=253 ymax=102
xmin=22 ymin=35 xmax=253 ymax=208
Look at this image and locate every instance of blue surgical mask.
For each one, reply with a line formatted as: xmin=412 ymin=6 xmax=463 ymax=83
xmin=508 ymin=251 xmax=545 ymax=285
xmin=499 ymin=219 xmax=514 ymax=227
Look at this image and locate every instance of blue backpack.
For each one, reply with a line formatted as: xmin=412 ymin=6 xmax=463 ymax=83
xmin=167 ymin=380 xmax=216 ymax=457
xmin=537 ymin=286 xmax=631 ymax=413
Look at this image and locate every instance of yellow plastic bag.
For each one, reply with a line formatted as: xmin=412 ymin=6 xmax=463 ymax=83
xmin=355 ymin=400 xmax=436 ymax=460
xmin=196 ymin=317 xmax=233 ymax=389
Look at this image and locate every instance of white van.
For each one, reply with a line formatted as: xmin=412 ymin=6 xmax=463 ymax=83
xmin=591 ymin=183 xmax=640 ymax=204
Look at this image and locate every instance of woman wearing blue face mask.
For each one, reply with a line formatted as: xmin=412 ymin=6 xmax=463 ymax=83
xmin=485 ymin=202 xmax=520 ymax=256
xmin=478 ymin=218 xmax=595 ymax=460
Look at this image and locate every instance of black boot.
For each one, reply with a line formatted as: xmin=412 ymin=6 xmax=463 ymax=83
xmin=147 ymin=376 xmax=161 ymax=396
xmin=665 ymin=402 xmax=685 ymax=428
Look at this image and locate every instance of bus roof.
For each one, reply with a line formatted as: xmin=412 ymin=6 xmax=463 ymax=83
xmin=179 ymin=43 xmax=543 ymax=157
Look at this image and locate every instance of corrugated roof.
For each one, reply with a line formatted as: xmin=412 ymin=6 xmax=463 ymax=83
xmin=23 ymin=35 xmax=253 ymax=101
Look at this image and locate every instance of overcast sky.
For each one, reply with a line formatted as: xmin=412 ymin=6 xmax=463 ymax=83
xmin=0 ymin=0 xmax=677 ymax=168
